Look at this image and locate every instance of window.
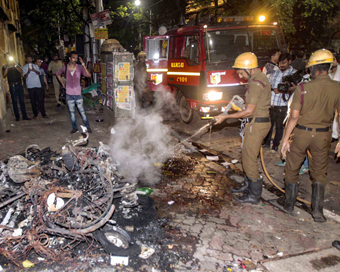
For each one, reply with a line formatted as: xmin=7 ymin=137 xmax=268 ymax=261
xmin=249 ymin=28 xmax=279 ymax=53
xmin=146 ymin=38 xmax=169 ymax=60
xmin=181 ymin=36 xmax=195 ymax=58
xmin=206 ymin=27 xmax=280 ymax=69
xmin=206 ymin=29 xmax=250 ymax=65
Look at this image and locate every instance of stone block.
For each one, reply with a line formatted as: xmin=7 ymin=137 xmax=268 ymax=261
xmin=182 ymin=216 xmax=196 ymax=226
xmin=249 ymin=250 xmax=263 ymax=262
xmin=209 ymin=235 xmax=224 ymax=251
xmin=190 ymin=223 xmax=203 ymax=234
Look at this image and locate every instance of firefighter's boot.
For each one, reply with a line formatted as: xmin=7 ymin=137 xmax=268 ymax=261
xmin=231 ymin=176 xmax=249 ymax=193
xmin=311 ymin=182 xmax=327 ymax=223
xmin=276 ymin=182 xmax=299 ymax=214
xmin=234 ymin=177 xmax=262 ymax=204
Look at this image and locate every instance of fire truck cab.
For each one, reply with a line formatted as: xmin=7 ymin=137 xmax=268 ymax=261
xmin=143 ymin=16 xmax=285 ymax=123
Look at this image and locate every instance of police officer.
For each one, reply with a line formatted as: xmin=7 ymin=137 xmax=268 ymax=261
xmin=134 ymin=51 xmax=153 ymax=109
xmin=214 ymin=52 xmax=271 ymax=204
xmin=280 ymin=49 xmax=340 ymax=222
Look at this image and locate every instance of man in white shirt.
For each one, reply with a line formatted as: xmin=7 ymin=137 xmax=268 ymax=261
xmin=48 ymin=54 xmax=63 ymax=107
xmin=263 ymin=53 xmax=297 ymax=151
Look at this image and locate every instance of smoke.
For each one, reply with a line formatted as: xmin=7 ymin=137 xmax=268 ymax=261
xmin=109 ymin=87 xmax=178 ymax=184
xmin=152 ymin=87 xmax=179 ymax=122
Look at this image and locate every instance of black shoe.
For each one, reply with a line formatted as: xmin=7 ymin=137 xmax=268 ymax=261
xmin=234 ymin=177 xmax=263 ymax=205
xmin=332 ymin=241 xmax=340 ymax=250
xmin=87 ymin=127 xmax=92 ymax=133
xmin=56 ymin=104 xmax=61 ymax=108
xmin=262 ymin=144 xmax=270 ymax=149
xmin=311 ymin=182 xmax=327 ymax=223
xmin=332 ymin=138 xmax=338 ymax=143
xmin=16 ymin=117 xmax=20 ymax=121
xmin=271 ymin=145 xmax=278 ymax=152
xmin=276 ymin=182 xmax=299 ymax=214
xmin=43 ymin=115 xmax=49 ymax=119
xmin=23 ymin=116 xmax=31 ymax=120
xmin=231 ymin=176 xmax=249 ymax=193
xmin=70 ymin=128 xmax=79 ymax=134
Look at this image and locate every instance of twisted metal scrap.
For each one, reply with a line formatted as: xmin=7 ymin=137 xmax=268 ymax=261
xmin=0 ymin=142 xmax=122 ymax=267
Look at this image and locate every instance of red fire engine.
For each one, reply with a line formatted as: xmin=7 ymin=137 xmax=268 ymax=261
xmin=143 ymin=16 xmax=286 ymax=123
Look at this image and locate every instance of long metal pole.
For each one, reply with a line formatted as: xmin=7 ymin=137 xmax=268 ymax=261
xmin=83 ymin=6 xmax=90 ymax=60
xmin=96 ymin=0 xmax=104 ymax=47
xmin=149 ymin=9 xmax=152 ymax=36
xmin=139 ymin=7 xmax=142 ymax=50
xmin=92 ymin=0 xmax=104 ymax=83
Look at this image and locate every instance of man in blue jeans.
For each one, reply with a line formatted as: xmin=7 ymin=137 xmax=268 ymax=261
xmin=2 ymin=53 xmax=31 ymax=121
xmin=56 ymin=51 xmax=92 ymax=134
xmin=263 ymin=53 xmax=297 ymax=151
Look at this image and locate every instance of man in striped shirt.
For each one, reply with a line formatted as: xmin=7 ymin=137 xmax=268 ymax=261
xmin=264 ymin=53 xmax=297 ymax=151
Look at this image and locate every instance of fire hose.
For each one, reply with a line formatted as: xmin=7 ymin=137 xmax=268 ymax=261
xmin=194 ymin=117 xmax=312 ymax=206
xmin=220 ymin=95 xmax=312 ymax=205
xmin=260 ymin=146 xmax=311 ymax=205
xmin=190 ymin=93 xmax=312 ymax=206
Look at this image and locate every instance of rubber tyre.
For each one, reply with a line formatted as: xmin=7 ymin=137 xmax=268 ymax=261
xmin=179 ymin=95 xmax=194 ymax=124
xmin=93 ymin=228 xmax=131 ymax=252
xmin=104 ymin=231 xmax=130 ymax=249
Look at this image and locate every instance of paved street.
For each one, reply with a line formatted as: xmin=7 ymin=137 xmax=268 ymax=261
xmin=1 ymin=90 xmax=340 ymax=271
xmin=171 ymin=117 xmax=340 ymax=217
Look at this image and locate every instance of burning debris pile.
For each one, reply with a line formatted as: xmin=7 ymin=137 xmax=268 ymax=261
xmin=0 ymin=129 xmax=147 ymax=268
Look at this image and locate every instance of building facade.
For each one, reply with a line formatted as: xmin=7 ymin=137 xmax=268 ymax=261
xmin=0 ymin=0 xmax=25 ymax=136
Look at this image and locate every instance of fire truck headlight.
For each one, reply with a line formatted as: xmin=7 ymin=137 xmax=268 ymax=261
xmin=153 ymin=53 xmax=160 ymax=59
xmin=204 ymin=91 xmax=223 ymax=101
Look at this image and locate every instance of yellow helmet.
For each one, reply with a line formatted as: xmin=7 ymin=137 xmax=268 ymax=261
xmin=232 ymin=52 xmax=258 ymax=69
xmin=306 ymin=49 xmax=333 ymax=68
xmin=137 ymin=51 xmax=146 ymax=58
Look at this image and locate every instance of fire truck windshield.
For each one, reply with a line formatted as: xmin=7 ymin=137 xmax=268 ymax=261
xmin=206 ymin=27 xmax=280 ymax=70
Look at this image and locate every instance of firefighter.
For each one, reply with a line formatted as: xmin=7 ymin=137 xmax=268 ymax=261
xmin=134 ymin=51 xmax=153 ymax=108
xmin=214 ymin=52 xmax=271 ymax=204
xmin=279 ymin=49 xmax=340 ymax=222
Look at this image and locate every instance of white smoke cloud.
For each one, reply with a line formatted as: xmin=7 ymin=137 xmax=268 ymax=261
xmin=152 ymin=86 xmax=179 ymax=122
xmin=109 ymin=88 xmax=178 ymax=184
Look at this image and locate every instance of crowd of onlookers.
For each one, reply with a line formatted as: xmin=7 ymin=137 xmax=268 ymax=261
xmin=261 ymin=48 xmax=340 ymax=174
xmin=2 ymin=51 xmax=92 ymax=134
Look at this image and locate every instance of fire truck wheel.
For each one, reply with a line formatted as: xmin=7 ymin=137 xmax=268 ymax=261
xmin=179 ymin=95 xmax=194 ymax=124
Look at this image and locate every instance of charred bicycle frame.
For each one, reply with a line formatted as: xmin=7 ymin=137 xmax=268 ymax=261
xmin=0 ymin=128 xmax=137 ymax=266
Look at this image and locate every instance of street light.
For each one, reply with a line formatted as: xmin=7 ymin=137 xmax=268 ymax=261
xmin=135 ymin=0 xmax=153 ymax=39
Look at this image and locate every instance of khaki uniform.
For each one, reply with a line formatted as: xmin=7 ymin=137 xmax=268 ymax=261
xmin=48 ymin=61 xmax=63 ymax=104
xmin=242 ymin=70 xmax=271 ymax=178
xmin=285 ymin=75 xmax=340 ymax=185
xmin=134 ymin=62 xmax=153 ymax=108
